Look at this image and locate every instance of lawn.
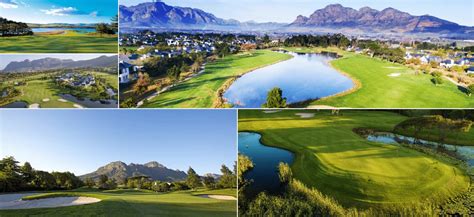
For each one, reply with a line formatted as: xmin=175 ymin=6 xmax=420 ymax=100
xmin=0 ymin=32 xmax=117 ymax=53
xmin=297 ymin=49 xmax=474 ymax=108
xmin=238 ymin=110 xmax=471 ymax=208
xmin=0 ymin=188 xmax=236 ymax=217
xmin=142 ymin=50 xmax=292 ymax=108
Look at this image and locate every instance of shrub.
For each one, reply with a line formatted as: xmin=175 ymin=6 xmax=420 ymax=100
xmin=431 ymin=76 xmax=444 ymax=85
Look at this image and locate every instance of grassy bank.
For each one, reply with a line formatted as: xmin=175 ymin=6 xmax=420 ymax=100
xmin=238 ymin=110 xmax=470 ymax=209
xmin=0 ymin=32 xmax=117 ymax=53
xmin=0 ymin=188 xmax=236 ymax=217
xmin=142 ymin=50 xmax=292 ymax=108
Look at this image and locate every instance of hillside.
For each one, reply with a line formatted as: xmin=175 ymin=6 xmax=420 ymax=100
xmin=79 ymin=161 xmax=187 ymax=183
xmin=2 ymin=55 xmax=118 ymax=73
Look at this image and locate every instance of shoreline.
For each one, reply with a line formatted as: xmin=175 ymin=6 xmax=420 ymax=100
xmin=213 ymin=50 xmax=293 ymax=108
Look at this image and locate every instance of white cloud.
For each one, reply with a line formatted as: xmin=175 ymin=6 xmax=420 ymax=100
xmin=41 ymin=7 xmax=78 ymax=16
xmin=89 ymin=11 xmax=98 ymax=17
xmin=0 ymin=0 xmax=18 ymax=8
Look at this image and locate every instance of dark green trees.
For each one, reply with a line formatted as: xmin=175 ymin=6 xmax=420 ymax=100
xmin=186 ymin=167 xmax=201 ymax=189
xmin=0 ymin=18 xmax=33 ymax=37
xmin=262 ymin=87 xmax=287 ymax=108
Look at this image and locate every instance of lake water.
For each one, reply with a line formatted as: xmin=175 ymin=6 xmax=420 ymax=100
xmin=32 ymin=28 xmax=95 ymax=33
xmin=224 ymin=52 xmax=354 ymax=108
xmin=59 ymin=94 xmax=118 ymax=108
xmin=367 ymin=132 xmax=474 ymax=168
xmin=238 ymin=132 xmax=294 ymax=198
xmin=0 ymin=101 xmax=28 ymax=108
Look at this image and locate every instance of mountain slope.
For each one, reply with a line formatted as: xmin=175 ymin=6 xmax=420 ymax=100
xmin=79 ymin=161 xmax=187 ymax=183
xmin=289 ymin=4 xmax=472 ymax=34
xmin=2 ymin=55 xmax=118 ymax=73
xmin=119 ymin=2 xmax=238 ymax=28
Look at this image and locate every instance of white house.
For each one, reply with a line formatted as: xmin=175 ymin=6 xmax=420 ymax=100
xmin=467 ymin=66 xmax=474 ymax=74
xmin=119 ymin=61 xmax=139 ymax=84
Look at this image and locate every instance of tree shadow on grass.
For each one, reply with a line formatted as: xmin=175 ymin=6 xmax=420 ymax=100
xmin=145 ymin=97 xmax=196 ymax=108
xmin=457 ymin=85 xmax=470 ymax=96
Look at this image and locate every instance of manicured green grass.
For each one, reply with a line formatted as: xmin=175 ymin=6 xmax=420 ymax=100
xmin=142 ymin=50 xmax=292 ymax=108
xmin=0 ymin=33 xmax=117 ymax=53
xmin=0 ymin=188 xmax=236 ymax=217
xmin=302 ymin=50 xmax=473 ymax=108
xmin=238 ymin=110 xmax=470 ymax=208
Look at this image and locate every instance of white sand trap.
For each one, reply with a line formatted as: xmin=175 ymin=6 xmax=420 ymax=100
xmin=263 ymin=110 xmax=282 ymax=114
xmin=58 ymin=99 xmax=68 ymax=102
xmin=197 ymin=195 xmax=236 ymax=201
xmin=385 ymin=66 xmax=402 ymax=69
xmin=388 ymin=73 xmax=401 ymax=77
xmin=73 ymin=104 xmax=84 ymax=108
xmin=295 ymin=113 xmax=315 ymax=118
xmin=0 ymin=193 xmax=100 ymax=210
xmin=42 ymin=98 xmax=50 ymax=102
xmin=28 ymin=103 xmax=40 ymax=109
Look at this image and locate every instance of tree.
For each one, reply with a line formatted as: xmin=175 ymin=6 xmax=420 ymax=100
xmin=31 ymin=171 xmax=56 ymax=190
xmin=20 ymin=162 xmax=34 ymax=183
xmin=262 ymin=34 xmax=271 ymax=44
xmin=133 ymin=72 xmax=151 ymax=94
xmin=262 ymin=87 xmax=287 ymax=108
xmin=202 ymin=175 xmax=216 ymax=189
xmin=218 ymin=165 xmax=236 ymax=188
xmin=186 ymin=167 xmax=201 ymax=189
xmin=431 ymin=76 xmax=444 ymax=86
xmin=110 ymin=15 xmax=118 ymax=33
xmin=467 ymin=84 xmax=474 ymax=96
xmin=95 ymin=23 xmax=114 ymax=35
xmin=84 ymin=177 xmax=95 ymax=188
xmin=278 ymin=162 xmax=292 ymax=184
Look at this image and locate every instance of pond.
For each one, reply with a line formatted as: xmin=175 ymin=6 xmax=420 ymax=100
xmin=59 ymin=94 xmax=118 ymax=108
xmin=32 ymin=28 xmax=95 ymax=33
xmin=0 ymin=101 xmax=28 ymax=108
xmin=238 ymin=132 xmax=294 ymax=198
xmin=366 ymin=132 xmax=474 ymax=168
xmin=224 ymin=52 xmax=354 ymax=108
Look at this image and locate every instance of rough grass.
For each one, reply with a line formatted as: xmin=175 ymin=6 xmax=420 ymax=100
xmin=0 ymin=188 xmax=236 ymax=217
xmin=238 ymin=110 xmax=470 ymax=209
xmin=142 ymin=50 xmax=292 ymax=108
xmin=0 ymin=32 xmax=117 ymax=53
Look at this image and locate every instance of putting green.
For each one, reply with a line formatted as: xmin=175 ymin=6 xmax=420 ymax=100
xmin=238 ymin=110 xmax=470 ymax=208
xmin=142 ymin=50 xmax=292 ymax=108
xmin=0 ymin=188 xmax=236 ymax=217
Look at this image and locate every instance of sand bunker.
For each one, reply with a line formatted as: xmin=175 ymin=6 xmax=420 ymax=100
xmin=73 ymin=104 xmax=84 ymax=108
xmin=28 ymin=103 xmax=40 ymax=109
xmin=385 ymin=66 xmax=402 ymax=69
xmin=197 ymin=195 xmax=236 ymax=201
xmin=295 ymin=113 xmax=315 ymax=118
xmin=57 ymin=99 xmax=68 ymax=103
xmin=263 ymin=110 xmax=282 ymax=114
xmin=42 ymin=98 xmax=50 ymax=102
xmin=0 ymin=193 xmax=100 ymax=210
xmin=388 ymin=73 xmax=401 ymax=77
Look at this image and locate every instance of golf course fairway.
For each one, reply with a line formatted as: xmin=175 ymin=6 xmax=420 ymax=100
xmin=142 ymin=50 xmax=292 ymax=108
xmin=0 ymin=188 xmax=236 ymax=216
xmin=238 ymin=110 xmax=471 ymax=208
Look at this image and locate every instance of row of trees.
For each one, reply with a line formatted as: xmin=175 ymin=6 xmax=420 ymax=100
xmin=394 ymin=115 xmax=473 ymax=144
xmin=0 ymin=156 xmax=83 ymax=192
xmin=284 ymin=34 xmax=351 ymax=48
xmin=0 ymin=18 xmax=33 ymax=37
xmin=358 ymin=41 xmax=405 ymax=63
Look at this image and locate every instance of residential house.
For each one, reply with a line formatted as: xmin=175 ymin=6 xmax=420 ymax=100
xmin=119 ymin=61 xmax=139 ymax=84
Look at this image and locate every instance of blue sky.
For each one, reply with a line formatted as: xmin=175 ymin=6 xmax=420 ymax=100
xmin=0 ymin=0 xmax=117 ymax=24
xmin=0 ymin=110 xmax=237 ymax=176
xmin=121 ymin=0 xmax=474 ymax=26
xmin=0 ymin=54 xmax=116 ymax=70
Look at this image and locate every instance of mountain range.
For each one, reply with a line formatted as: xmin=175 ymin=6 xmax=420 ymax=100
xmin=119 ymin=1 xmax=473 ymax=38
xmin=1 ymin=55 xmax=118 ymax=73
xmin=79 ymin=161 xmax=188 ymax=184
